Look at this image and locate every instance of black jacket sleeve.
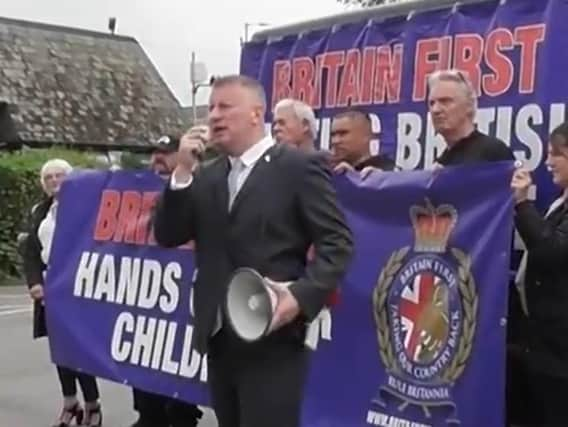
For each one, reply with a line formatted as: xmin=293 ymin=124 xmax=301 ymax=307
xmin=22 ymin=202 xmax=48 ymax=288
xmin=153 ymin=175 xmax=198 ymax=248
xmin=515 ymin=200 xmax=568 ymax=270
xmin=289 ymin=154 xmax=354 ymax=320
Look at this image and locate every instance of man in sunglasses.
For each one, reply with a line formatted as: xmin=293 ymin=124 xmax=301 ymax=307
xmin=129 ymin=133 xmax=204 ymax=427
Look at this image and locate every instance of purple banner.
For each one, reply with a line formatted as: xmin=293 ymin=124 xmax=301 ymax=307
xmin=239 ymin=0 xmax=568 ymax=210
xmin=45 ymin=160 xmax=514 ymax=427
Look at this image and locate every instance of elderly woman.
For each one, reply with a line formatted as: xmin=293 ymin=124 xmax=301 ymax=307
xmin=511 ymin=121 xmax=568 ymax=426
xmin=23 ymin=158 xmax=102 ymax=427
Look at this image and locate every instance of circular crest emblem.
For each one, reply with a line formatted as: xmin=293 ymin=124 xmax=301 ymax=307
xmin=374 ymin=246 xmax=477 ymax=384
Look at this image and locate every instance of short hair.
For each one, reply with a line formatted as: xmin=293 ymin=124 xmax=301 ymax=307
xmin=427 ymin=69 xmax=478 ymax=114
xmin=274 ymin=98 xmax=318 ymax=139
xmin=333 ymin=108 xmax=372 ymax=134
xmin=211 ymin=74 xmax=267 ymax=112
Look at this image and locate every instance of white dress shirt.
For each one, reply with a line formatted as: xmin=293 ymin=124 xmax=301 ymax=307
xmin=170 ymin=135 xmax=275 ymax=194
xmin=37 ymin=201 xmax=58 ymax=266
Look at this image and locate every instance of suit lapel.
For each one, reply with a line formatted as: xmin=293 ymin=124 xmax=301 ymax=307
xmin=229 ymin=144 xmax=280 ymax=216
xmin=214 ymin=156 xmax=231 ymax=218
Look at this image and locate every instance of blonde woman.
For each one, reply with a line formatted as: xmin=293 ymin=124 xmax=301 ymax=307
xmin=23 ymin=158 xmax=102 ymax=427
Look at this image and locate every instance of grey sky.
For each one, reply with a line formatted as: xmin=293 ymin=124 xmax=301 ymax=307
xmin=0 ymin=0 xmax=348 ymax=106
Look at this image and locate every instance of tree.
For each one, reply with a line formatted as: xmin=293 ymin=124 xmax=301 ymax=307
xmin=337 ymin=0 xmax=406 ymax=7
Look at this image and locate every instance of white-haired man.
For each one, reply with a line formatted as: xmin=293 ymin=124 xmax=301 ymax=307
xmin=428 ymin=69 xmax=526 ymax=426
xmin=429 ymin=69 xmax=513 ymax=166
xmin=272 ymin=98 xmax=317 ymax=151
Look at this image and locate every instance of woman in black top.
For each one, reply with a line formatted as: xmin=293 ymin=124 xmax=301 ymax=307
xmin=511 ymin=121 xmax=568 ymax=426
xmin=23 ymin=158 xmax=102 ymax=427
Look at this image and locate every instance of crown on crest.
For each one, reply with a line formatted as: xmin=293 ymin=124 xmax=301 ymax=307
xmin=409 ymin=198 xmax=457 ymax=253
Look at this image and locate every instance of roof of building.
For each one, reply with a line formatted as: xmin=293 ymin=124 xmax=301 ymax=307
xmin=0 ymin=16 xmax=190 ymax=151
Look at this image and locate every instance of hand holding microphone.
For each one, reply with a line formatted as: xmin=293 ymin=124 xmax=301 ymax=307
xmin=173 ymin=130 xmax=206 ymax=183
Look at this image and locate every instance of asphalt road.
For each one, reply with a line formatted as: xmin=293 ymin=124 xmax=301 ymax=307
xmin=0 ymin=286 xmax=217 ymax=426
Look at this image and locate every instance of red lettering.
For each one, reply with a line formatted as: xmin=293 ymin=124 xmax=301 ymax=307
xmin=515 ymin=24 xmax=546 ymax=94
xmin=312 ymin=54 xmax=324 ymax=109
xmin=271 ymin=60 xmax=291 ymax=110
xmin=374 ymin=44 xmax=403 ymax=104
xmin=322 ymin=51 xmax=344 ymax=108
xmin=113 ymin=191 xmax=142 ymax=244
xmin=93 ymin=190 xmax=120 ymax=241
xmin=483 ymin=29 xmax=514 ymax=97
xmin=337 ymin=49 xmax=361 ymax=107
xmin=359 ymin=47 xmax=376 ymax=105
xmin=292 ymin=57 xmax=315 ymax=104
xmin=439 ymin=36 xmax=453 ymax=71
xmin=413 ymin=38 xmax=441 ymax=101
xmin=453 ymin=34 xmax=483 ymax=96
xmin=135 ymin=192 xmax=159 ymax=245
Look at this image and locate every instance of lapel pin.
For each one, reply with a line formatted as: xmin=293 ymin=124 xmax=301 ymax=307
xmin=264 ymin=154 xmax=271 ymax=162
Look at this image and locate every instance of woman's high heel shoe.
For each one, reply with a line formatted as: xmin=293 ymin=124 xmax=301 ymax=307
xmin=51 ymin=402 xmax=84 ymax=427
xmin=84 ymin=403 xmax=103 ymax=427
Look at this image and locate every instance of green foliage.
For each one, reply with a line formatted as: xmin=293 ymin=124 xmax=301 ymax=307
xmin=120 ymin=151 xmax=150 ymax=170
xmin=0 ymin=147 xmax=106 ymax=285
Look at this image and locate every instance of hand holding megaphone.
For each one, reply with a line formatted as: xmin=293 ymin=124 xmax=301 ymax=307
xmin=264 ymin=277 xmax=300 ymax=333
xmin=225 ymin=268 xmax=300 ymax=342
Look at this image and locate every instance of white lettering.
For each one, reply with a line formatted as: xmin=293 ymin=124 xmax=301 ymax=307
xmin=161 ymin=321 xmax=179 ymax=374
xmin=304 ymin=308 xmax=332 ymax=350
xmin=109 ymin=314 xmax=207 ymax=382
xmin=73 ymin=251 xmax=99 ymax=298
xmin=160 ymin=263 xmax=181 ymax=313
xmin=516 ymin=104 xmax=544 ymax=171
xmin=150 ymin=319 xmax=168 ymax=370
xmin=93 ymin=254 xmax=116 ymax=301
xmin=116 ymin=257 xmax=141 ymax=306
xmin=131 ymin=316 xmax=156 ymax=368
xmin=138 ymin=260 xmax=162 ymax=310
xmin=110 ymin=312 xmax=134 ymax=362
xmin=396 ymin=112 xmax=422 ymax=169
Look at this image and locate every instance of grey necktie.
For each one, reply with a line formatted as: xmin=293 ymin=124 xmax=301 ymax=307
xmin=227 ymin=158 xmax=243 ymax=210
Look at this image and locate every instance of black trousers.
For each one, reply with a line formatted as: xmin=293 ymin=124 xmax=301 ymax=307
xmin=207 ymin=323 xmax=310 ymax=427
xmin=56 ymin=365 xmax=99 ymax=402
xmin=133 ymin=388 xmax=202 ymax=427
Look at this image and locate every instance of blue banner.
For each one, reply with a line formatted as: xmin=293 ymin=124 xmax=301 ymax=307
xmin=239 ymin=0 xmax=568 ymax=210
xmin=45 ymin=160 xmax=514 ymax=427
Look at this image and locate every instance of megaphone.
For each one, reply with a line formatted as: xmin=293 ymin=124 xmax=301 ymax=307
xmin=225 ymin=268 xmax=279 ymax=342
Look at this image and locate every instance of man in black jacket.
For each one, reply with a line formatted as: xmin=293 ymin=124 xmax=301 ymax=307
xmin=427 ymin=69 xmax=514 ymax=167
xmin=427 ymin=69 xmax=526 ymax=426
xmin=152 ymin=74 xmax=354 ymax=427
